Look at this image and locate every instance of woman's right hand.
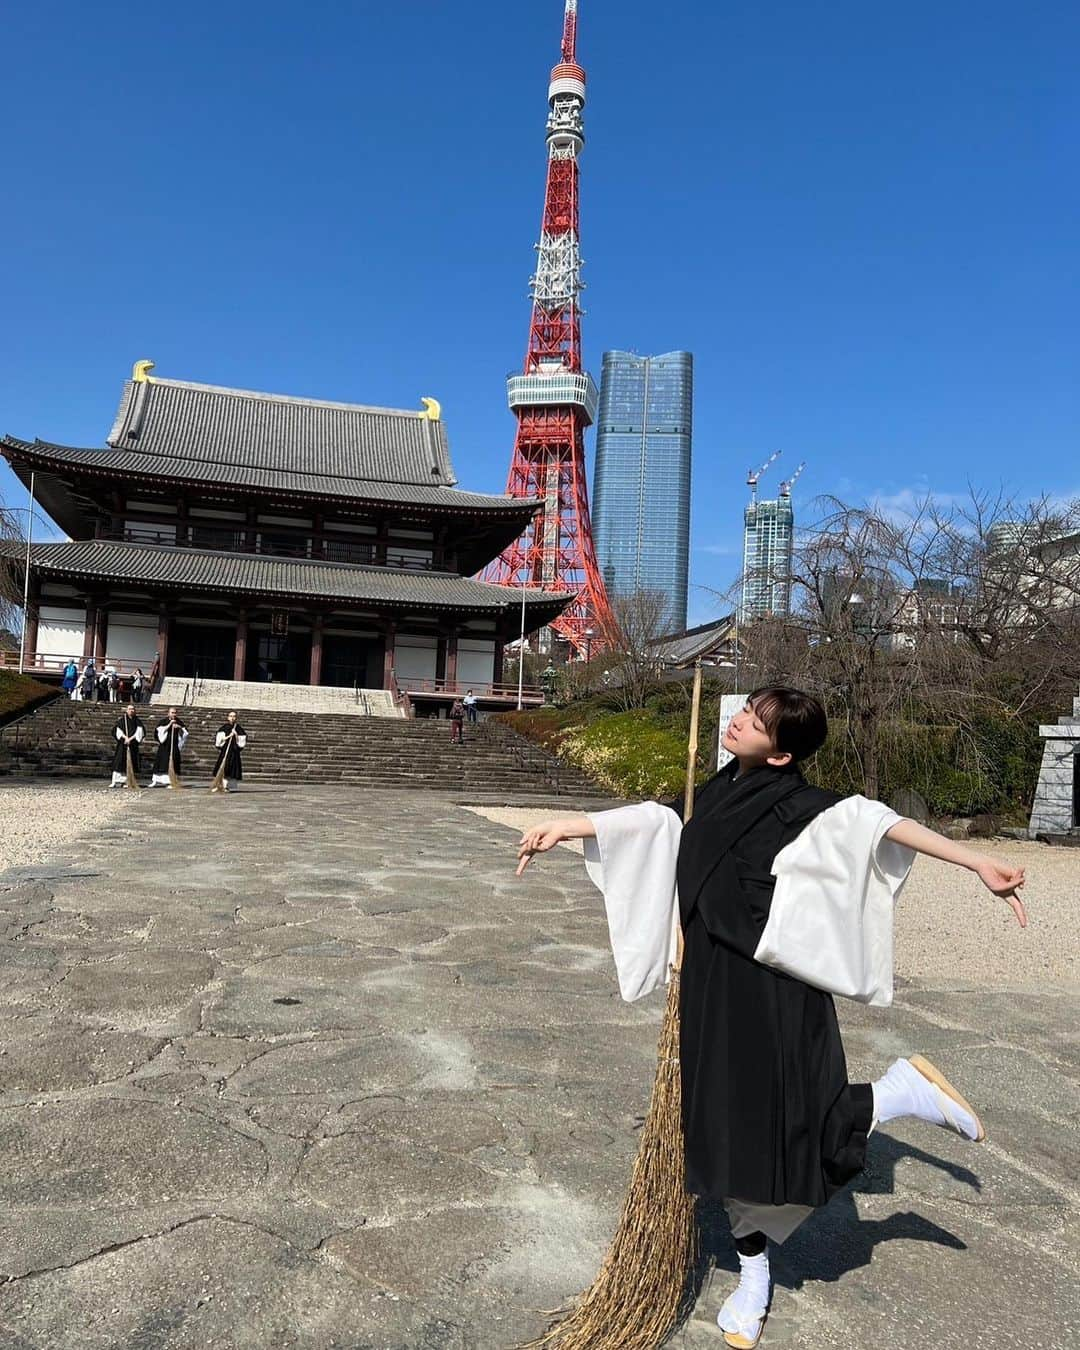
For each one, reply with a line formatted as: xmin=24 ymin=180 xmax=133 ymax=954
xmin=516 ymin=821 xmax=568 ymax=875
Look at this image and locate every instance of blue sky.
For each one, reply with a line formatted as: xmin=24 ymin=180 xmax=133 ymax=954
xmin=2 ymin=0 xmax=1076 ymax=622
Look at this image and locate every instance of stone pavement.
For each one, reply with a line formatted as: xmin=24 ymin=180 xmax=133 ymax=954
xmin=0 ymin=785 xmax=1076 ymax=1350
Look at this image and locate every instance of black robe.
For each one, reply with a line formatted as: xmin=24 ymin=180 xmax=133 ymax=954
xmin=110 ymin=714 xmax=144 ymax=775
xmin=670 ymin=762 xmax=873 ymax=1209
xmin=212 ymin=723 xmax=246 ymax=781
xmin=153 ymin=721 xmax=187 ymax=777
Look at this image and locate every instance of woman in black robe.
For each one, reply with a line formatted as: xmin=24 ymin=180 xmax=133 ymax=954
xmin=516 ymin=686 xmax=1027 ymax=1348
xmin=211 ymin=711 xmax=247 ymax=792
xmin=108 ymin=704 xmax=144 ymax=788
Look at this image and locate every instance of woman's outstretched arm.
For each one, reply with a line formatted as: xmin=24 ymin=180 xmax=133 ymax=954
xmin=884 ymin=818 xmax=1027 ymax=927
xmin=516 ymin=816 xmax=597 ymax=875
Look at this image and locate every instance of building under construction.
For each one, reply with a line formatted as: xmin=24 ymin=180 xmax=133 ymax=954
xmin=740 ymin=454 xmax=804 ymax=622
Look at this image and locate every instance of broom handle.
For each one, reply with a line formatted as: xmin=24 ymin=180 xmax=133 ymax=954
xmin=683 ymin=660 xmax=703 ymax=826
xmin=675 ymin=661 xmax=704 ymax=967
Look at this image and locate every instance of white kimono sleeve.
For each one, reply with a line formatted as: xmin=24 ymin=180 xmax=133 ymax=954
xmin=754 ymin=795 xmax=915 ymax=1007
xmin=215 ymin=732 xmax=227 ymax=748
xmin=156 ymin=726 xmax=169 ymax=744
xmin=178 ymin=729 xmax=189 ymax=752
xmin=133 ymin=725 xmax=144 ymax=743
xmin=235 ymin=733 xmax=247 ymax=748
xmin=583 ymin=802 xmax=682 ymax=1002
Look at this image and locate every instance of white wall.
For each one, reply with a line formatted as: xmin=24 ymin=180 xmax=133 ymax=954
xmin=393 ymin=634 xmax=438 ymax=682
xmin=37 ymin=606 xmax=86 ymax=659
xmin=105 ymin=615 xmax=159 ymax=665
xmin=456 ymin=639 xmax=495 ymax=689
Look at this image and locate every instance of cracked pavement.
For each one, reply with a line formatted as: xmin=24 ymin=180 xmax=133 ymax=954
xmin=0 ymin=784 xmax=1077 ymax=1349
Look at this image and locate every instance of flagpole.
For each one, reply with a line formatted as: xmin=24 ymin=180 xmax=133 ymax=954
xmin=18 ymin=472 xmax=36 ymax=676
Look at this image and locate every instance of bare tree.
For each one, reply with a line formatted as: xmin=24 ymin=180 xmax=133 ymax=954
xmin=721 ymin=487 xmax=1080 ymax=798
xmin=0 ymin=497 xmax=27 ymax=644
xmin=598 ymin=588 xmax=672 ymax=711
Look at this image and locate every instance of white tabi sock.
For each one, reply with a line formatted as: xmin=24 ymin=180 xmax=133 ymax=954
xmin=718 ymin=1248 xmax=770 ymax=1342
xmin=871 ymin=1057 xmax=983 ymax=1140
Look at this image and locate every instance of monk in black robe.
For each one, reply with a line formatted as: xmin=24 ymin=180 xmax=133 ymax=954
xmin=211 ymin=711 xmax=247 ymax=792
xmin=149 ymin=707 xmax=189 ymax=788
xmin=108 ymin=705 xmax=144 ymax=788
xmin=516 ymin=685 xmax=1027 ymax=1349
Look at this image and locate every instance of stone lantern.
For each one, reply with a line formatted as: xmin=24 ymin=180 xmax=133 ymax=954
xmin=1029 ymin=687 xmax=1080 ymax=839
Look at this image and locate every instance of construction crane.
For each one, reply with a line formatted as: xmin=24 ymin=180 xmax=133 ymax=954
xmin=779 ymin=461 xmax=806 ymax=498
xmin=746 ymin=450 xmax=781 ymax=503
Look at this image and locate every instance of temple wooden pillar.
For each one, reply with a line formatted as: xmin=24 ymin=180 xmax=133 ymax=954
xmin=94 ymin=602 xmax=108 ymax=664
xmin=234 ymin=611 xmax=249 ymax=682
xmin=444 ymin=630 xmax=459 ymax=689
xmin=493 ymin=638 xmax=505 ymax=687
xmin=83 ymin=602 xmax=97 ymax=659
xmin=309 ymin=616 xmax=324 ymax=686
xmin=22 ymin=576 xmax=40 ymax=668
xmin=382 ymin=622 xmax=396 ymax=690
xmin=156 ymin=607 xmax=172 ymax=682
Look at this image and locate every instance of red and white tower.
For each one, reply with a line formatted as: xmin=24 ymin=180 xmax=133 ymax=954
xmin=485 ymin=0 xmax=611 ymax=650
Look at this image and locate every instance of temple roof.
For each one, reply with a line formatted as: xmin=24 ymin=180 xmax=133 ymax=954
xmin=107 ymin=375 xmax=459 ymax=487
xmin=3 ymin=437 xmax=534 ymax=514
xmin=4 ymin=538 xmax=570 ymax=620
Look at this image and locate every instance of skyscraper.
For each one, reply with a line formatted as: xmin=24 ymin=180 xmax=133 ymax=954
xmin=591 ymin=351 xmax=693 ymax=629
xmin=739 ymin=460 xmax=804 ymax=622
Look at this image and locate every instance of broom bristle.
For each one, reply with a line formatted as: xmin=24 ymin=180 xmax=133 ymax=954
xmin=521 ymin=969 xmax=696 ymax=1349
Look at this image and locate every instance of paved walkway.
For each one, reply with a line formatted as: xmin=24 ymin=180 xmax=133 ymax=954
xmin=0 ymin=785 xmax=1076 ymax=1349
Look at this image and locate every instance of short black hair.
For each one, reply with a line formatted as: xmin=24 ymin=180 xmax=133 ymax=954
xmin=747 ymin=685 xmax=828 ymax=763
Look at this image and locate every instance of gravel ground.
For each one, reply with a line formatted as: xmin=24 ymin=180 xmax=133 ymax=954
xmin=464 ymin=805 xmax=1080 ymax=989
xmin=0 ymin=783 xmax=133 ymax=873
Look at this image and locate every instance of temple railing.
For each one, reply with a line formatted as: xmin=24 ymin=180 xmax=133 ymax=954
xmin=401 ymin=677 xmax=543 ymax=704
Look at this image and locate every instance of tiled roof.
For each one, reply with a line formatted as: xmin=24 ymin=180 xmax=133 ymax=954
xmin=5 ymin=538 xmax=569 ymax=617
xmin=648 ymin=615 xmax=736 ymax=666
xmin=2 ymin=438 xmax=537 ymax=515
xmin=108 ymin=376 xmax=459 ymax=486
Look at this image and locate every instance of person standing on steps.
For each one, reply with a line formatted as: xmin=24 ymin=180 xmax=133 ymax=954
xmin=132 ymin=668 xmax=145 ymax=705
xmin=211 ymin=710 xmax=247 ymax=792
xmin=62 ymin=659 xmax=79 ymax=698
xmin=108 ymin=703 xmax=144 ymax=788
xmin=449 ymin=698 xmax=466 ymax=745
xmin=515 ymin=686 xmax=1027 ymax=1350
xmin=148 ymin=707 xmax=188 ymax=788
xmin=78 ymin=660 xmax=96 ymax=702
xmin=463 ymin=689 xmax=478 ymax=725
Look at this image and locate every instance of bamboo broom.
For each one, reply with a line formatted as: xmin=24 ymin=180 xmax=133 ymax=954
xmin=210 ymin=729 xmax=234 ymax=794
xmin=167 ymin=724 xmax=183 ymax=790
xmin=523 ymin=660 xmax=704 ymax=1350
xmin=124 ymin=718 xmax=139 ymax=791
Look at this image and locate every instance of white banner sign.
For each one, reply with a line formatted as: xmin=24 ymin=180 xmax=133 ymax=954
xmin=716 ymin=693 xmax=747 ymax=771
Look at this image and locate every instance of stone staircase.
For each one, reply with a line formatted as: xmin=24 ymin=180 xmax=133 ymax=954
xmin=152 ymin=677 xmax=403 ymax=718
xmin=0 ymin=699 xmax=599 ymax=797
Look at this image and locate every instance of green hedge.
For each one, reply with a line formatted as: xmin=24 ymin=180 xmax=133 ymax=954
xmin=0 ymin=671 xmax=58 ymax=725
xmin=499 ymin=692 xmax=1043 ymax=819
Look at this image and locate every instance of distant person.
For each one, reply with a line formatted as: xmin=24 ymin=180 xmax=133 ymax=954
xmin=96 ymin=671 xmax=109 ymax=703
xmin=79 ymin=661 xmax=96 ymax=702
xmin=131 ymin=668 xmax=145 ymax=704
xmin=106 ymin=666 xmax=119 ymax=703
xmin=449 ymin=698 xmax=466 ymax=745
xmin=61 ymin=660 xmax=79 ymax=698
xmin=149 ymin=707 xmax=188 ymax=788
xmin=463 ymin=689 xmax=478 ymax=724
xmin=109 ymin=703 xmax=144 ymax=788
xmin=211 ymin=711 xmax=247 ymax=793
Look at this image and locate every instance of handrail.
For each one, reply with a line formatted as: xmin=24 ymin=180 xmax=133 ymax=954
xmin=0 ymin=651 xmax=151 ymax=679
xmin=401 ymin=677 xmax=543 ymax=699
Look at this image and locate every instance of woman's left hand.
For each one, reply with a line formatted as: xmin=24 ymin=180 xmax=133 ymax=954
xmin=973 ymin=857 xmax=1028 ymax=927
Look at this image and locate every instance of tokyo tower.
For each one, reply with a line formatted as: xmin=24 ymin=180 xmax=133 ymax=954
xmin=484 ymin=0 xmax=611 ymax=651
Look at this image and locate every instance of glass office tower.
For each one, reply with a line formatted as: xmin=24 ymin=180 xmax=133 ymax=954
xmin=591 ymin=351 xmax=693 ymax=630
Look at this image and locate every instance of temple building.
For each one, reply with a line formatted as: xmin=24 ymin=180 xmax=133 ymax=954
xmin=1 ymin=362 xmax=565 ymax=706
